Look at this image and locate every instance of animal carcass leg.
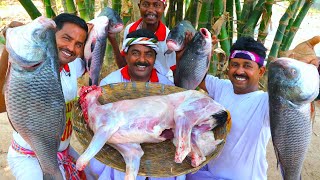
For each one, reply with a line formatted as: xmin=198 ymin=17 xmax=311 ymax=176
xmin=174 ymin=113 xmax=192 ymax=163
xmin=76 ymin=125 xmax=119 ymax=171
xmin=110 ymin=143 xmax=144 ymax=180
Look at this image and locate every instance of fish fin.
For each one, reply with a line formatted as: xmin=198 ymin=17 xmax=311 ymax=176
xmin=273 ymin=142 xmax=286 ymax=179
xmin=7 ymin=116 xmax=17 ymax=132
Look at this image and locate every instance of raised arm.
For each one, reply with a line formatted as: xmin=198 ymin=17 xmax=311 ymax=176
xmin=108 ymin=33 xmax=126 ymax=68
xmin=0 ymin=48 xmax=8 ymax=113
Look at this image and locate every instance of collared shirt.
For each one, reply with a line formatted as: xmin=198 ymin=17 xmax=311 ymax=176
xmin=124 ymin=19 xmax=176 ymax=82
xmin=99 ymin=65 xmax=174 ymax=86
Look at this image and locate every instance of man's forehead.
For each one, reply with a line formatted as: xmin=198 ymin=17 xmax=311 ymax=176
xmin=230 ymin=58 xmax=255 ymax=64
xmin=129 ymin=44 xmax=154 ymax=51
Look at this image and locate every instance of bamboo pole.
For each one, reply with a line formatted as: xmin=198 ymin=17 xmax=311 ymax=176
xmin=50 ymin=0 xmax=58 ymax=14
xmin=226 ymin=0 xmax=233 ymax=46
xmin=18 ymin=0 xmax=42 ymax=19
xmin=241 ymin=0 xmax=265 ymax=37
xmin=166 ymin=0 xmax=176 ymax=28
xmin=258 ymin=0 xmax=273 ymax=43
xmin=43 ymin=0 xmax=56 ymax=18
xmin=234 ymin=0 xmax=241 ymax=21
xmin=121 ymin=0 xmax=133 ymax=26
xmin=281 ymin=0 xmax=314 ymax=51
xmin=76 ymin=0 xmax=90 ymax=21
xmin=280 ymin=0 xmax=303 ymax=50
xmin=185 ymin=0 xmax=201 ymax=28
xmin=237 ymin=0 xmax=254 ymax=38
xmin=65 ymin=0 xmax=77 ymax=14
xmin=176 ymin=0 xmax=184 ymax=23
xmin=267 ymin=0 xmax=299 ymax=64
xmin=198 ymin=0 xmax=213 ymax=29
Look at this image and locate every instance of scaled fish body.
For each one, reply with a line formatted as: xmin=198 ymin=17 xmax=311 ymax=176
xmin=174 ymin=28 xmax=212 ymax=90
xmin=5 ymin=17 xmax=66 ymax=179
xmin=268 ymin=57 xmax=319 ymax=180
xmin=84 ymin=7 xmax=124 ymax=85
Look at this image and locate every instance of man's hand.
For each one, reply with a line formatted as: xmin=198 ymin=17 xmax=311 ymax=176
xmin=176 ymin=31 xmax=194 ymax=63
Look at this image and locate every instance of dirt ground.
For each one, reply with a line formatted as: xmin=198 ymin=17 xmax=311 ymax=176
xmin=0 ymin=0 xmax=320 ymax=179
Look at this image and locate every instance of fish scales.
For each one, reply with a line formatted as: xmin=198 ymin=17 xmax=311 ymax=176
xmin=5 ymin=17 xmax=65 ymax=179
xmin=175 ymin=28 xmax=212 ymax=90
xmin=268 ymin=57 xmax=319 ymax=180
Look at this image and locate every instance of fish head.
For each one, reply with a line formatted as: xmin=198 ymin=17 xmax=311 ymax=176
xmin=166 ymin=22 xmax=186 ymax=52
xmin=88 ymin=16 xmax=109 ymax=38
xmin=192 ymin=28 xmax=212 ymax=55
xmin=166 ymin=20 xmax=196 ymax=52
xmin=268 ymin=57 xmax=319 ymax=104
xmin=6 ymin=16 xmax=56 ymax=69
xmin=99 ymin=7 xmax=124 ymax=33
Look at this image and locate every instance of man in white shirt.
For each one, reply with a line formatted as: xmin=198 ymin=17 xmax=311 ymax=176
xmin=187 ymin=36 xmax=270 ymax=180
xmin=95 ymin=29 xmax=185 ymax=180
xmin=100 ymin=28 xmax=173 ymax=86
xmin=107 ymin=0 xmax=178 ymax=82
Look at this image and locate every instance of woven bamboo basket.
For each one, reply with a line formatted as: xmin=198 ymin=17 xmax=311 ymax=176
xmin=72 ymin=82 xmax=231 ymax=177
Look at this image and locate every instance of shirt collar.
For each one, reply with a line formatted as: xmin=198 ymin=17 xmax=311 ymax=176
xmin=129 ymin=18 xmax=167 ymax=41
xmin=120 ymin=65 xmax=159 ymax=82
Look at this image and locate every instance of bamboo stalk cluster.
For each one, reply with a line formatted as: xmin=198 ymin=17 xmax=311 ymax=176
xmin=16 ymin=0 xmax=318 ymax=82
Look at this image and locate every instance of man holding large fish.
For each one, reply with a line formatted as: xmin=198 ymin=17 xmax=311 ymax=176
xmin=108 ymin=0 xmax=192 ymax=83
xmin=185 ymin=36 xmax=319 ymax=180
xmin=93 ymin=29 xmax=187 ymax=180
xmin=0 ymin=14 xmax=93 ymax=179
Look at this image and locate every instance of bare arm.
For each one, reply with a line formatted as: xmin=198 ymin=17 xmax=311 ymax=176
xmin=0 ymin=48 xmax=8 ymax=113
xmin=108 ymin=33 xmax=126 ymax=68
xmin=0 ymin=21 xmax=24 ymax=113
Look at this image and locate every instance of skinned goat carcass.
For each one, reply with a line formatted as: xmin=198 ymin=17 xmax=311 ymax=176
xmin=76 ymin=85 xmax=228 ymax=180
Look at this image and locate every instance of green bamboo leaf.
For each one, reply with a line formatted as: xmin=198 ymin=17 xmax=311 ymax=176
xmin=18 ymin=0 xmax=42 ymax=20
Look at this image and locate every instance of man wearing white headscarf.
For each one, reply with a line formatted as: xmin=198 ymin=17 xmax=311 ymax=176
xmin=108 ymin=0 xmax=178 ymax=82
xmin=100 ymin=29 xmax=173 ymax=86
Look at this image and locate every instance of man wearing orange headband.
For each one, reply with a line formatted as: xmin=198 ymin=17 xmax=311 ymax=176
xmin=108 ymin=0 xmax=178 ymax=82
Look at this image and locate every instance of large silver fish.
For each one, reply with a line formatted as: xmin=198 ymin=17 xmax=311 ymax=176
xmin=174 ymin=28 xmax=212 ymax=90
xmin=84 ymin=7 xmax=124 ymax=85
xmin=268 ymin=57 xmax=319 ymax=180
xmin=166 ymin=20 xmax=196 ymax=54
xmin=5 ymin=17 xmax=65 ymax=179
